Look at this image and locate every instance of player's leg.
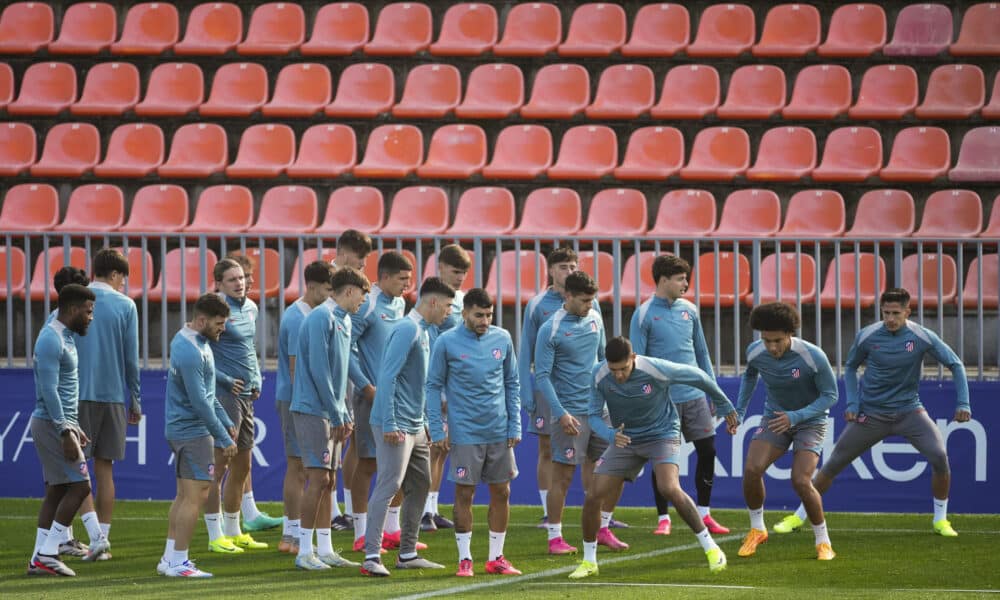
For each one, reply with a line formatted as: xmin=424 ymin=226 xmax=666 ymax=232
xmin=582 ymin=429 xmax=627 ymax=549
xmin=453 ymin=482 xmax=476 ymax=576
xmin=279 ymin=401 xmax=305 ymax=553
xmin=482 ymin=442 xmax=521 ymax=575
xmin=164 ymin=478 xmax=213 ymax=577
xmin=739 ymin=437 xmax=786 ymax=557
xmin=531 ymin=390 xmax=553 ymax=527
xmin=546 ymin=461 xmax=578 ymax=554
xmin=900 ymin=409 xmax=957 ymax=536
xmin=791 ymin=447 xmax=834 ymax=559
xmin=684 ymin=397 xmax=725 ymax=532
xmin=350 ymin=390 xmax=379 ymax=549
xmin=650 ymin=469 xmax=672 ymax=534
xmin=298 ymin=466 xmax=332 ymax=570
xmin=424 ymin=444 xmax=448 ymax=531
xmin=572 ymin=473 xmax=622 ymax=579
xmin=653 ymin=456 xmax=727 ymax=573
xmin=394 ymin=431 xmax=441 ymax=570
xmin=340 ymin=435 xmax=358 ymax=528
xmin=204 ymin=446 xmax=239 ymax=552
xmin=223 ymin=448 xmax=260 ymax=547
xmin=81 ymin=401 xmax=122 ymax=554
xmin=362 ymin=427 xmax=410 ymax=574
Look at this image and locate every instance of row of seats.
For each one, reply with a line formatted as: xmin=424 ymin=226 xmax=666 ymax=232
xmin=3 ymin=181 xmax=997 ymax=241
xmin=3 ymin=120 xmax=999 ymax=182
xmin=6 ymin=61 xmax=1000 ymax=121
xmin=1 ymin=2 xmax=997 ymax=58
xmin=2 ymin=243 xmax=996 ymax=311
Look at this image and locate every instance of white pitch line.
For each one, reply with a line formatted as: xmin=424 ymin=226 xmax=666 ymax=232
xmin=530 ymin=582 xmax=756 ymax=590
xmin=891 ymin=589 xmax=1000 ymax=594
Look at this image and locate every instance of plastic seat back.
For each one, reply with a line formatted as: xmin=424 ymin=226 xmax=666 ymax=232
xmin=687 ymin=3 xmax=755 ymax=57
xmin=287 ymin=124 xmax=357 ymax=178
xmin=622 ymin=3 xmax=689 ymax=57
xmin=49 ymin=2 xmax=116 ymax=54
xmin=226 ymin=123 xmax=296 ymax=178
xmin=135 ymin=63 xmax=204 ymax=116
xmin=364 ymin=2 xmax=432 ymax=55
xmin=650 ymin=64 xmax=720 ymax=119
xmin=558 ymin=2 xmax=627 ymax=57
xmin=752 ymin=3 xmax=821 ymax=57
xmin=354 ymin=124 xmax=423 ymax=178
xmin=185 ymin=185 xmax=253 ymax=233
xmin=30 ymin=123 xmax=100 ymax=177
xmin=393 ymin=64 xmax=462 ymax=118
xmin=27 ymin=247 xmax=88 ymax=301
xmin=0 ymin=246 xmax=27 ymax=300
xmin=818 ymin=3 xmax=886 ymax=57
xmin=916 ymin=64 xmax=986 ymax=119
xmin=0 ymin=122 xmax=37 ymax=176
xmin=71 ymin=62 xmax=140 ymax=116
xmin=782 ymin=64 xmax=852 ymax=119
xmin=418 ymin=124 xmax=487 ymax=179
xmin=711 ymin=189 xmax=781 ymax=237
xmin=717 ymin=64 xmax=787 ymax=119
xmin=8 ymin=62 xmax=76 ymax=116
xmin=200 ymin=63 xmax=268 ymax=117
xmin=447 ymin=186 xmax=516 ymax=238
xmin=548 ymin=125 xmax=618 ymax=180
xmin=520 ymin=64 xmax=590 ymax=119
xmin=148 ymin=248 xmax=219 ymax=302
xmin=579 ymin=188 xmax=648 ymax=238
xmin=113 ymin=247 xmax=155 ymax=299
xmin=112 ymin=2 xmax=179 ymax=54
xmin=962 ymin=254 xmax=1000 ymax=308
xmin=0 ymin=2 xmax=54 ymax=53
xmin=174 ymin=2 xmax=243 ymax=55
xmin=650 ymin=189 xmax=717 ymax=238
xmin=120 ymin=184 xmax=189 ymax=233
xmin=981 ymin=193 xmax=1000 ymax=237
xmin=238 ymin=2 xmax=306 ymax=55
xmin=747 ymin=126 xmax=816 ymax=181
xmin=301 ymin=2 xmax=369 ymax=56
xmin=812 ymin=126 xmax=883 ymax=182
xmin=913 ymin=189 xmax=983 ymax=238
xmin=0 ymin=184 xmax=58 ymax=230
xmin=380 ymin=186 xmax=450 ymax=235
xmin=884 ymin=3 xmax=952 ymax=56
xmin=316 ymin=186 xmax=384 ymax=234
xmin=430 ymin=3 xmax=498 ymax=56
xmin=688 ymin=251 xmax=751 ymax=306
xmin=577 ymin=250 xmax=615 ymax=303
xmin=951 ymin=3 xmax=1000 ymax=56
xmin=901 ymin=253 xmax=957 ymax=307
xmin=776 ymin=189 xmax=846 ymax=238
xmin=262 ymin=63 xmax=332 ymax=117
xmin=494 ymin=2 xmax=561 ymax=56
xmin=94 ymin=122 xmax=165 ymax=178
xmin=56 ymin=184 xmax=124 ymax=232
xmin=456 ymin=63 xmax=524 ymax=118
xmin=819 ymin=252 xmax=887 ymax=308
xmin=325 ymin=63 xmax=394 ymax=118
xmin=679 ymin=126 xmax=750 ymax=181
xmin=484 ymin=250 xmax=548 ymax=305
xmin=949 ymin=126 xmax=1000 ymax=182
xmin=849 ymin=64 xmax=918 ymax=119
xmin=750 ymin=253 xmax=817 ymax=305
xmin=158 ymin=123 xmax=228 ymax=178
xmin=847 ymin=189 xmax=915 ymax=237
xmin=620 ymin=251 xmax=658 ymax=306
xmin=0 ymin=63 xmax=11 ymax=109
xmin=880 ymin=126 xmax=951 ymax=182
xmin=482 ymin=124 xmax=553 ymax=179
xmin=586 ymin=64 xmax=655 ymax=119
xmin=250 ymin=185 xmax=318 ymax=234
xmin=614 ymin=126 xmax=684 ymax=180
xmin=284 ymin=247 xmax=338 ymax=302
xmin=236 ymin=247 xmax=280 ymax=301
xmin=514 ymin=187 xmax=582 ymax=238
xmin=980 ymin=70 xmax=1000 ymax=117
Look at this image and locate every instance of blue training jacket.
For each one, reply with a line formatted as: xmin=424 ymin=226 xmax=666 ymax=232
xmin=534 ymin=307 xmax=606 ymax=420
xmin=291 ymin=302 xmax=353 ymax=426
xmin=630 ymin=295 xmax=714 ymax=404
xmin=372 ymin=311 xmax=432 ymax=434
xmin=75 ymin=282 xmax=141 ymax=409
xmin=349 ymin=285 xmax=405 ymax=391
xmin=32 ymin=320 xmax=80 ymax=433
xmin=165 ymin=326 xmax=234 ymax=444
xmin=275 ymin=299 xmax=312 ymax=404
xmin=209 ymin=294 xmax=262 ymax=398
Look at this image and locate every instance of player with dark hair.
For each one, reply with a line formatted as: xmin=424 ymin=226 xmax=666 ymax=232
xmin=334 ymin=229 xmax=374 ymax=270
xmin=53 ymin=266 xmax=90 ymax=294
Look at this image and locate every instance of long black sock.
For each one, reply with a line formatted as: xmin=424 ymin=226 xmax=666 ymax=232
xmin=694 ymin=436 xmax=717 ymax=507
xmin=651 ymin=469 xmax=670 ymax=516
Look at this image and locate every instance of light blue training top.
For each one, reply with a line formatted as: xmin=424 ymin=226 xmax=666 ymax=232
xmin=630 ymin=295 xmax=714 ymax=404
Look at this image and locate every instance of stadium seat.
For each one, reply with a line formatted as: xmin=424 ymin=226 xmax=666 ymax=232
xmin=262 ymin=63 xmax=332 ymax=117
xmin=0 ymin=2 xmax=54 ymax=54
xmin=513 ymin=187 xmax=582 ymax=238
xmin=548 ymin=125 xmax=617 ymax=180
xmin=248 ymin=185 xmax=318 ymax=235
xmin=717 ymin=64 xmax=787 ymax=119
xmin=710 ymin=189 xmax=781 ymax=238
xmin=354 ymin=124 xmax=423 ymax=178
xmin=0 ymin=122 xmax=37 ymax=176
xmin=901 ymin=253 xmax=957 ymax=307
xmin=482 ymin=124 xmax=552 ymax=180
xmin=430 ymin=3 xmax=497 ymax=56
xmin=456 ymin=63 xmax=524 ymax=119
xmin=157 ymin=123 xmax=227 ymax=178
xmin=119 ymin=184 xmax=189 ymax=233
xmin=283 ymin=247 xmax=338 ymax=302
xmin=577 ymin=250 xmax=615 ymax=303
xmin=916 ymin=65 xmax=986 ymax=119
xmin=0 ymin=246 xmax=26 ymax=300
xmin=614 ymin=126 xmax=684 ymax=181
xmin=446 ymin=186 xmax=516 ymax=238
xmin=148 ymin=247 xmax=219 ymax=303
xmin=521 ymin=64 xmax=590 ymax=119
xmin=586 ymin=64 xmax=655 ymax=119
xmin=819 ymin=252 xmax=887 ymax=309
xmin=650 ymin=64 xmax=720 ymax=119
xmin=48 ymin=2 xmax=116 ymax=54
xmin=986 ymin=73 xmax=1000 ymax=118
xmin=686 ymin=3 xmax=755 ymax=57
xmin=951 ymin=3 xmax=1000 ymax=55
xmin=846 ymin=189 xmax=916 ymax=237
xmin=70 ymin=62 xmax=140 ymax=116
xmin=113 ymin=247 xmax=153 ymax=299
xmin=185 ymin=185 xmax=253 ymax=234
xmin=287 ymin=124 xmax=357 ymax=179
xmin=578 ymin=188 xmax=648 ymax=239
xmin=226 ymin=123 xmax=295 ymax=179
xmin=0 ymin=63 xmax=11 ymax=109
xmin=493 ymin=2 xmax=561 ymax=56
xmin=362 ymin=249 xmax=418 ymax=296
xmin=111 ymin=2 xmax=179 ymax=55
xmin=849 ymin=65 xmax=918 ymax=119
xmin=746 ymin=126 xmax=816 ymax=181
xmin=135 ymin=63 xmax=204 ymax=117
xmin=30 ymin=123 xmax=99 ymax=177
xmin=26 ymin=246 xmax=88 ymax=301
xmin=7 ymin=62 xmax=76 ymax=116
xmin=237 ymin=2 xmax=305 ymax=55
xmin=0 ymin=184 xmax=58 ymax=231
xmin=961 ymin=254 xmax=999 ymax=309
xmin=913 ymin=189 xmax=983 ymax=239
xmin=748 ymin=253 xmax=818 ymax=305
xmin=620 ymin=251 xmax=658 ymax=306
xmin=417 ymin=124 xmax=487 ymax=179
xmin=315 ymin=186 xmax=384 ymax=235
xmin=93 ymin=123 xmax=165 ymax=178
xmin=393 ymin=64 xmax=461 ymax=118
xmin=950 ymin=127 xmax=1000 ymax=182
xmin=776 ymin=189 xmax=846 ymax=239
xmin=752 ymin=3 xmax=821 ymax=57
xmin=200 ymin=63 xmax=268 ymax=117
xmin=812 ymin=127 xmax=883 ymax=182
xmin=325 ymin=63 xmax=394 ymax=118
xmin=379 ymin=186 xmax=450 ymax=236
xmin=687 ymin=251 xmax=751 ymax=307
xmin=648 ymin=189 xmax=716 ymax=239
xmin=781 ymin=64 xmax=852 ymax=120
xmin=364 ymin=2 xmax=432 ymax=55
xmin=301 ymin=2 xmax=369 ymax=55
xmin=484 ymin=250 xmax=547 ymax=305
xmin=884 ymin=3 xmax=952 ymax=56
xmin=880 ymin=127 xmax=951 ymax=182
xmin=981 ymin=193 xmax=1000 ymax=237
xmin=174 ymin=2 xmax=243 ymax=55
xmin=679 ymin=126 xmax=750 ymax=181
xmin=558 ymin=2 xmax=627 ymax=57
xmin=622 ymin=3 xmax=689 ymax=57
xmin=817 ymin=3 xmax=886 ymax=57
xmin=55 ymin=184 xmax=125 ymax=232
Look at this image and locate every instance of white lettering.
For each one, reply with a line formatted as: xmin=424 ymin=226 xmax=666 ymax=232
xmin=0 ymin=412 xmax=20 ymax=461
xmin=13 ymin=418 xmax=34 ymax=462
xmin=939 ymin=418 xmax=987 ymax=482
xmin=870 ymin=442 xmax=927 ymax=482
xmin=125 ymin=415 xmax=147 ymax=465
xmin=252 ymin=417 xmax=269 ymax=467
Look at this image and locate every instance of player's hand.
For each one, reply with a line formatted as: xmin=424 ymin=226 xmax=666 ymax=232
xmin=222 ymin=443 xmax=238 ymax=459
xmin=724 ymin=411 xmax=740 ymax=435
xmin=231 ymin=379 xmax=246 ymax=396
xmin=559 ymin=414 xmax=581 ymax=436
xmin=77 ymin=428 xmax=90 ymax=448
xmin=844 ymin=411 xmax=857 ymax=422
xmin=768 ymin=411 xmax=792 ymax=434
xmin=507 ymin=437 xmax=520 ymax=449
xmin=613 ymin=424 xmax=631 ymax=448
xmin=433 ymin=437 xmax=450 ymax=452
xmin=128 ymin=408 xmax=142 ymax=425
xmin=61 ymin=431 xmax=82 ymax=460
xmin=360 ymin=385 xmax=376 ymax=403
xmin=344 ymin=421 xmax=355 ymax=438
xmin=384 ymin=430 xmax=406 ymax=445
xmin=250 ymin=389 xmax=260 ymax=401
xmin=228 ymin=426 xmax=238 ymax=440
xmin=954 ymin=409 xmax=971 ymax=423
xmin=332 ymin=425 xmax=348 ymax=443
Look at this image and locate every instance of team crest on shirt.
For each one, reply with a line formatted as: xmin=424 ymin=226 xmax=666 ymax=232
xmin=681 ymin=311 xmax=690 ymax=320
xmin=642 ymin=383 xmax=652 ymax=395
xmin=456 ymin=467 xmax=468 ymax=479
xmin=380 ymin=313 xmax=389 ymax=320
xmin=904 ymin=341 xmax=915 ymax=352
xmin=791 ymin=368 xmax=800 ymax=379
xmin=755 ymin=426 xmax=764 ymax=435
xmin=492 ymin=348 xmax=502 ymax=360
xmin=322 ymin=450 xmax=331 ymax=464
xmin=208 ymin=464 xmax=215 ymax=476
xmin=590 ymin=321 xmax=598 ymax=332
xmin=595 ymin=457 xmax=605 ymax=467
xmin=78 ymin=462 xmax=88 ymax=476
xmin=535 ymin=416 xmax=545 ymax=429
xmin=564 ymin=448 xmax=575 ymax=460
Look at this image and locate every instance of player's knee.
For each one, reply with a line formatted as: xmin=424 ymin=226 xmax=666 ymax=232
xmin=694 ymin=437 xmax=716 ymax=461
xmin=743 ymin=463 xmax=766 ymax=480
xmin=538 ymin=445 xmax=552 ymax=461
xmin=791 ymin=473 xmax=815 ymax=496
xmin=928 ymin=452 xmax=950 ymax=475
xmin=490 ymin=484 xmax=510 ymax=502
xmin=72 ymin=479 xmax=92 ymax=498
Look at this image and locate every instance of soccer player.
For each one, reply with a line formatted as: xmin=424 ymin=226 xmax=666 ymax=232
xmin=291 ymin=267 xmax=370 ymax=570
xmin=157 ymin=294 xmax=239 ymax=578
xmin=773 ymin=288 xmax=971 ymax=537
xmin=275 ymin=261 xmax=336 ymax=554
xmin=422 ymin=244 xmax=471 ymax=532
xmin=735 ymin=302 xmax=838 ymax=561
xmin=361 ymin=277 xmax=455 ymax=576
xmin=28 ymin=284 xmax=97 ymax=577
xmin=204 ymin=258 xmax=266 ymax=553
xmin=570 ymin=337 xmax=739 ymax=579
xmin=426 ymin=288 xmax=522 ymax=577
xmin=630 ymin=255 xmax=728 ymax=535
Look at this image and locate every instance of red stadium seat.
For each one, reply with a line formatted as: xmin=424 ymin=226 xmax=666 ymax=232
xmin=30 ymin=123 xmax=99 ymax=177
xmin=325 ymin=63 xmax=394 ymax=118
xmin=430 ymin=3 xmax=497 ymax=56
xmin=781 ymin=64 xmax=852 ymax=120
xmin=901 ymin=253 xmax=957 ymax=307
xmin=456 ymin=63 xmax=524 ymax=119
xmin=446 ymin=187 xmax=516 ymax=238
xmin=812 ymin=127 xmax=883 ymax=182
xmin=238 ymin=247 xmax=282 ymax=301
xmin=649 ymin=189 xmax=716 ymax=239
xmin=586 ymin=64 xmax=655 ymax=119
xmin=262 ymin=63 xmax=332 ymax=117
xmin=417 ymin=124 xmax=487 ymax=179
xmin=880 ymin=126 xmax=951 ymax=182
xmin=287 ymin=124 xmax=356 ymax=179
xmin=301 ymin=2 xmax=369 ymax=56
xmin=71 ymin=62 xmax=140 ymax=116
xmin=913 ymin=189 xmax=983 ymax=239
xmin=0 ymin=2 xmax=53 ymax=54
xmin=484 ymin=250 xmax=547 ymax=305
xmin=55 ymin=184 xmax=124 ymax=232
xmin=951 ymin=3 xmax=1000 ymax=56
xmin=578 ymin=188 xmax=648 ymax=239
xmin=622 ymin=3 xmax=689 ymax=57
xmin=949 ymin=127 xmax=1000 ymax=182
xmin=249 ymin=185 xmax=318 ymax=235
xmin=315 ymin=186 xmax=384 ymax=235
xmin=8 ymin=62 xmax=76 ymax=116
xmin=650 ymin=64 xmax=720 ymax=119
xmin=364 ymin=2 xmax=432 ymax=56
xmin=686 ymin=3 xmax=755 ymax=57
xmin=985 ymin=73 xmax=1000 ymax=118
xmin=379 ymin=186 xmax=450 ymax=237
xmin=819 ymin=253 xmax=887 ymax=309
xmin=493 ymin=2 xmax=560 ymax=57
xmin=26 ymin=246 xmax=88 ymax=301
xmin=237 ymin=2 xmax=305 ymax=55
xmin=226 ymin=123 xmax=295 ymax=179
xmin=620 ymin=251 xmax=658 ymax=306
xmin=111 ymin=2 xmax=179 ymax=55
xmin=48 ymin=2 xmax=116 ymax=55
xmin=393 ymin=64 xmax=461 ymax=118
xmin=513 ymin=187 xmax=582 ymax=238
xmin=135 ymin=63 xmax=204 ymax=117
xmin=0 ymin=122 xmax=37 ymax=176
xmin=776 ymin=189 xmax=846 ymax=239
xmin=752 ymin=3 xmax=821 ymax=57
xmin=158 ymin=123 xmax=227 ymax=178
xmin=961 ymin=254 xmax=999 ymax=309
xmin=577 ymin=250 xmax=615 ymax=303
xmin=148 ymin=248 xmax=219 ymax=303
xmin=916 ymin=64 xmax=986 ymax=119
xmin=174 ymin=2 xmax=243 ymax=55
xmin=884 ymin=3 xmax=952 ymax=56
xmin=849 ymin=64 xmax=918 ymax=119
xmin=115 ymin=248 xmax=159 ymax=295
xmin=185 ymin=185 xmax=253 ymax=234
xmin=354 ymin=124 xmax=423 ymax=179
xmin=981 ymin=193 xmax=1000 ymax=237
xmin=687 ymin=251 xmax=751 ymax=307
xmin=818 ymin=3 xmax=886 ymax=57
xmin=711 ymin=189 xmax=781 ymax=238
xmin=558 ymin=3 xmax=627 ymax=57
xmin=482 ymin=124 xmax=552 ymax=180
xmin=846 ymin=189 xmax=916 ymax=238
xmin=614 ymin=126 xmax=684 ymax=181
xmin=119 ymin=184 xmax=189 ymax=233
xmin=200 ymin=63 xmax=268 ymax=117
xmin=284 ymin=247 xmax=339 ymax=302
xmin=521 ymin=64 xmax=590 ymax=119
xmin=748 ymin=253 xmax=817 ymax=305
xmin=548 ymin=125 xmax=617 ymax=180
xmin=0 ymin=246 xmax=26 ymax=300
xmin=0 ymin=184 xmax=58 ymax=231
xmin=717 ymin=64 xmax=787 ymax=119
xmin=747 ymin=126 xmax=816 ymax=182
xmin=93 ymin=123 xmax=165 ymax=178
xmin=0 ymin=63 xmax=12 ymax=109
xmin=679 ymin=126 xmax=750 ymax=181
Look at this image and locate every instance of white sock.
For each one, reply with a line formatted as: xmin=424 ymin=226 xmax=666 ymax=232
xmin=933 ymin=498 xmax=948 ymax=522
xmin=169 ymin=548 xmax=188 ymax=568
xmin=223 ymin=511 xmax=242 ymax=537
xmin=316 ymin=528 xmax=333 ymax=555
xmin=100 ymin=523 xmax=110 ymax=539
xmin=353 ymin=512 xmax=367 ymax=541
xmin=600 ymin=511 xmax=612 ymax=530
xmin=241 ymin=492 xmax=262 ymax=521
xmin=539 ymin=490 xmax=548 ymax=517
xmin=455 ymin=531 xmax=472 ymax=561
xmin=344 ymin=490 xmax=353 ymax=516
xmin=488 ymin=530 xmax=506 ymax=561
xmin=42 ymin=522 xmax=66 ymax=555
xmin=583 ymin=540 xmax=598 ymax=563
xmin=331 ymin=490 xmax=343 ymax=518
xmin=81 ymin=511 xmax=103 ymax=543
xmin=812 ymin=521 xmax=831 ymax=545
xmin=749 ymin=507 xmax=766 ymax=531
xmin=298 ymin=527 xmax=314 ymax=557
xmin=283 ymin=516 xmax=293 ymax=536
xmin=205 ymin=513 xmax=224 ymax=542
xmin=795 ymin=504 xmax=808 ymax=521
xmin=63 ymin=524 xmax=74 ymax=543
xmin=695 ymin=528 xmax=718 ymax=551
xmin=431 ymin=492 xmax=440 ymax=515
xmin=659 ymin=513 xmax=671 ymax=523
xmin=546 ymin=522 xmax=562 ymax=541
xmin=33 ymin=528 xmax=47 ymax=557
xmin=385 ymin=506 xmax=401 ymax=534
xmin=425 ymin=491 xmax=439 ymax=515
xmin=697 ymin=506 xmax=710 ymax=519
xmin=163 ymin=538 xmax=175 ymax=561
xmin=289 ymin=518 xmax=301 ymax=540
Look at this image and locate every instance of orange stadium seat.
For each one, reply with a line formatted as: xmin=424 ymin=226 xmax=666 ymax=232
xmin=913 ymin=189 xmax=983 ymax=239
xmin=26 ymin=246 xmax=88 ymax=301
xmin=157 ymin=123 xmax=227 ymax=178
xmin=548 ymin=125 xmax=617 ymax=180
xmin=393 ymin=64 xmax=462 ymax=118
xmin=226 ymin=123 xmax=295 ymax=179
xmin=287 ymin=124 xmax=356 ymax=179
xmin=884 ymin=3 xmax=952 ymax=56
xmin=174 ymin=2 xmax=243 ymax=55
xmin=93 ymin=123 xmax=164 ymax=178
xmin=620 ymin=251 xmax=658 ymax=306
xmin=752 ymin=3 xmax=821 ymax=57
xmin=325 ymin=63 xmax=395 ymax=118
xmin=379 ymin=186 xmax=450 ymax=237
xmin=48 ymin=2 xmax=116 ymax=54
xmin=818 ymin=3 xmax=886 ymax=57
xmin=819 ymin=253 xmax=888 ymax=309
xmin=315 ymin=186 xmax=384 ymax=235
xmin=846 ymin=189 xmax=916 ymax=238
xmin=717 ymin=64 xmax=787 ymax=119
xmin=985 ymin=74 xmax=1000 ymax=118
xmin=711 ymin=189 xmax=781 ymax=238
xmin=748 ymin=253 xmax=817 ymax=305
xmin=521 ymin=64 xmax=590 ymax=119
xmin=114 ymin=248 xmax=158 ymax=293
xmin=185 ymin=185 xmax=253 ymax=234
xmin=417 ymin=124 xmax=487 ymax=179
xmin=200 ymin=63 xmax=268 ymax=117
xmin=776 ymin=189 xmax=846 ymax=239
xmin=513 ymin=187 xmax=582 ymax=238
xmin=0 ymin=63 xmax=12 ymax=109
xmin=0 ymin=184 xmax=58 ymax=231
xmin=430 ymin=3 xmax=497 ymax=56
xmin=586 ymin=64 xmax=655 ymax=119
xmin=622 ymin=3 xmax=689 ymax=57
xmin=0 ymin=2 xmax=53 ymax=54
xmin=456 ymin=63 xmax=524 ymax=119
xmin=446 ymin=186 xmax=516 ymax=238
xmin=558 ymin=2 xmax=627 ymax=57
xmin=354 ymin=124 xmax=423 ymax=178
xmin=981 ymin=194 xmax=1000 ymax=237
xmin=111 ymin=2 xmax=179 ymax=55
xmin=135 ymin=63 xmax=204 ymax=117
xmin=687 ymin=251 xmax=751 ymax=307
xmin=248 ymin=185 xmax=318 ymax=235
xmin=951 ymin=3 xmax=1000 ymax=56
xmin=493 ymin=2 xmax=561 ymax=57
xmin=148 ymin=248 xmax=219 ymax=303
xmin=239 ymin=247 xmax=282 ymax=301
xmin=55 ymin=184 xmax=124 ymax=232
xmin=0 ymin=122 xmax=37 ymax=176
xmin=71 ymin=62 xmax=140 ymax=116
xmin=781 ymin=64 xmax=852 ymax=120
xmin=0 ymin=246 xmax=27 ymax=300
xmin=901 ymin=253 xmax=957 ymax=307
xmin=8 ymin=62 xmax=76 ymax=116
xmin=880 ymin=126 xmax=951 ymax=182
xmin=301 ymin=2 xmax=369 ymax=56
xmin=364 ymin=2 xmax=432 ymax=56
xmin=650 ymin=64 xmax=720 ymax=119
xmin=482 ymin=124 xmax=552 ymax=180
xmin=237 ymin=2 xmax=305 ymax=55
xmin=577 ymin=250 xmax=615 ymax=303
xmin=614 ymin=126 xmax=684 ymax=181
xmin=484 ymin=250 xmax=547 ymax=305
xmin=747 ymin=126 xmax=817 ymax=182
xmin=30 ymin=123 xmax=99 ymax=177
xmin=950 ymin=127 xmax=1000 ymax=182
xmin=578 ymin=188 xmax=648 ymax=239
xmin=262 ymin=63 xmax=332 ymax=117
xmin=679 ymin=126 xmax=750 ymax=181
xmin=849 ymin=64 xmax=918 ymax=119
xmin=687 ymin=3 xmax=755 ymax=57
xmin=119 ymin=184 xmax=189 ymax=233
xmin=961 ymin=254 xmax=999 ymax=309
xmin=812 ymin=127 xmax=883 ymax=182
xmin=916 ymin=64 xmax=985 ymax=119
xmin=283 ymin=247 xmax=339 ymax=302
xmin=649 ymin=189 xmax=716 ymax=239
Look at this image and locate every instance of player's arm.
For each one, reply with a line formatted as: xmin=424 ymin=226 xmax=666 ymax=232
xmin=373 ymin=324 xmax=411 ymax=433
xmin=424 ymin=336 xmax=448 ymax=442
xmin=628 ymin=308 xmax=648 ymax=355
xmin=502 ymin=335 xmax=521 ymax=441
xmin=124 ymin=302 xmax=142 ymax=414
xmin=656 ymin=359 xmax=735 ymax=418
xmin=843 ymin=335 xmax=868 ymax=417
xmin=248 ymin=303 xmax=263 ymax=392
xmin=348 ymin=306 xmax=372 ymax=390
xmin=308 ymin=317 xmax=340 ymax=423
xmin=926 ymin=330 xmax=971 ymax=416
xmin=596 ymin=314 xmax=607 ymax=363
xmin=35 ymin=335 xmax=69 ymax=431
xmin=787 ymin=351 xmax=839 ymax=426
xmin=517 ymin=309 xmax=538 ymax=413
xmin=691 ymin=311 xmax=716 ymax=378
xmin=183 ymin=352 xmax=234 ymax=446
xmin=588 ymin=372 xmax=615 ymax=444
xmin=533 ymin=325 xmax=566 ymax=420
xmin=735 ymin=360 xmax=760 ymax=421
